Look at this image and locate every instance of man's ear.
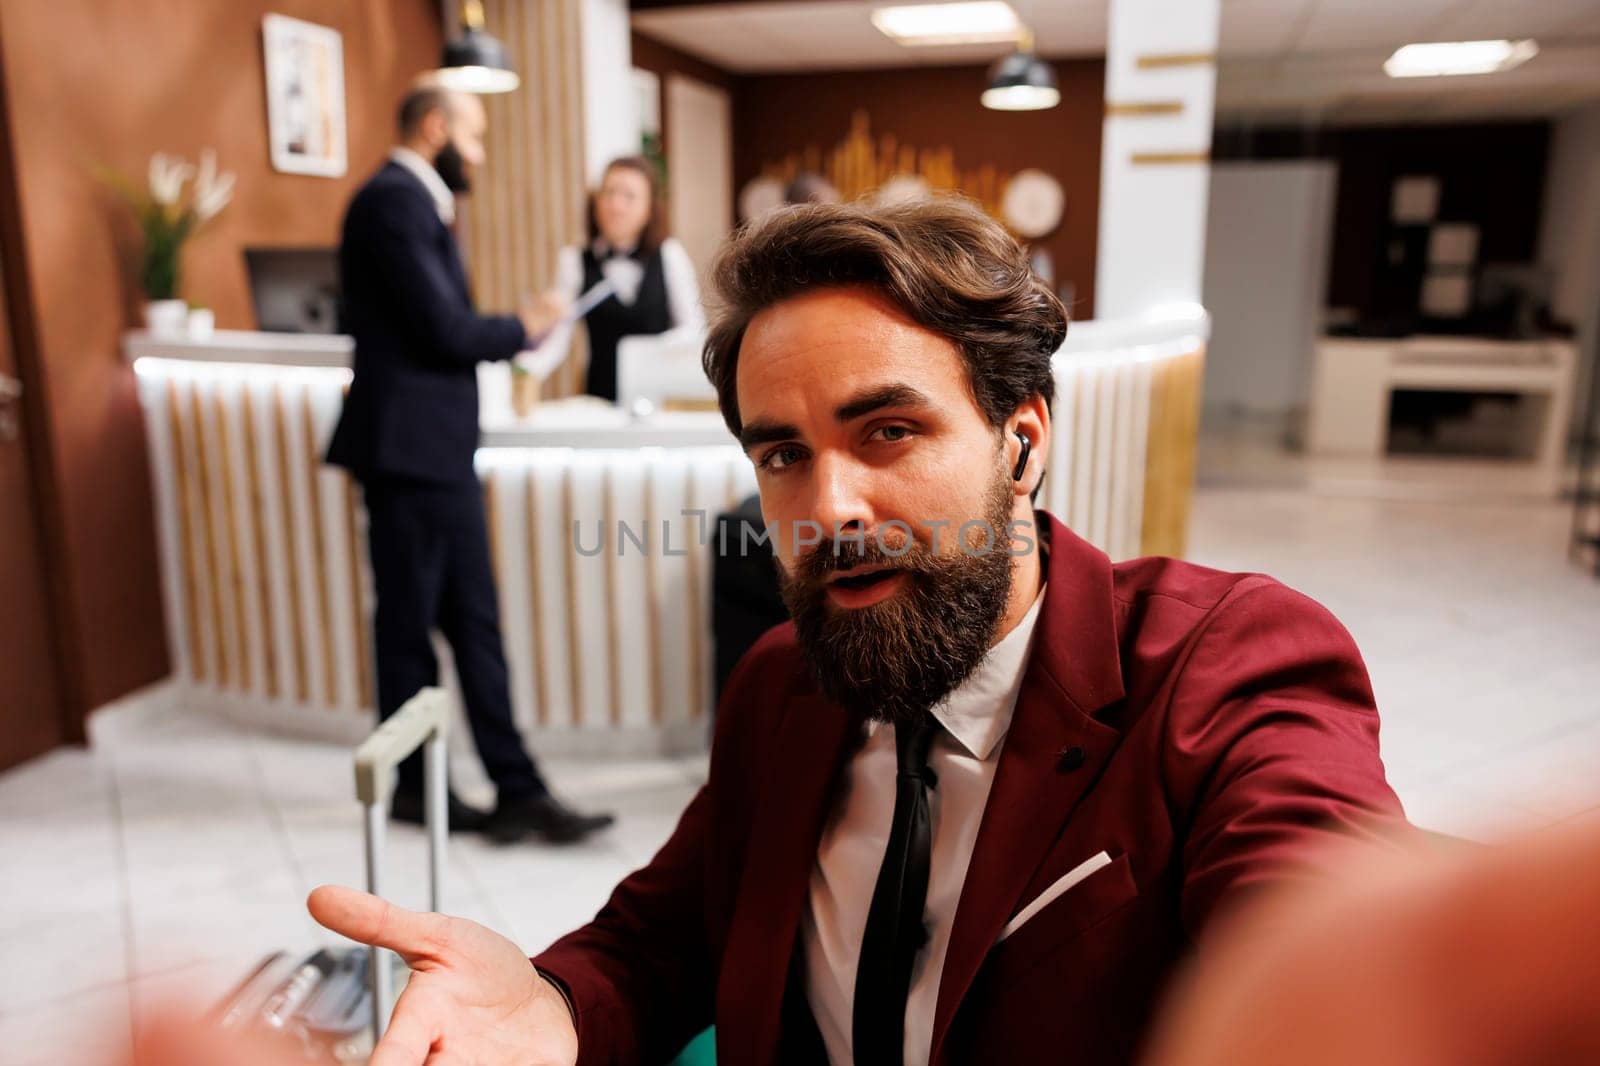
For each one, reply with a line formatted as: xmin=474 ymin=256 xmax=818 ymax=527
xmin=1007 ymin=395 xmax=1050 ymax=498
xmin=422 ymin=106 xmax=451 ymax=152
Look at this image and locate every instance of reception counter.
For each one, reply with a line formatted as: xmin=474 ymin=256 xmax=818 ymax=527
xmin=129 ymin=309 xmax=1206 ymax=751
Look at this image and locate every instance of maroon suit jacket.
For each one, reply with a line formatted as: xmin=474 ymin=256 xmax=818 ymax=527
xmin=534 ymin=513 xmax=1406 ymax=1064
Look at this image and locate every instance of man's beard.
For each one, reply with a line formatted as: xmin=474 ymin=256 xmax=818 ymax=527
xmin=777 ymin=471 xmax=1017 ymax=726
xmin=434 ymin=142 xmax=470 ymax=193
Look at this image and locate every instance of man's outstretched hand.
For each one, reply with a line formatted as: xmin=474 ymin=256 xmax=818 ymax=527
xmin=307 ymin=884 xmax=579 ymax=1066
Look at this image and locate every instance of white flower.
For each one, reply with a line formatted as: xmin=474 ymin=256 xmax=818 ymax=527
xmin=193 ymin=149 xmax=235 ymax=222
xmin=147 ymin=152 xmax=193 ymax=207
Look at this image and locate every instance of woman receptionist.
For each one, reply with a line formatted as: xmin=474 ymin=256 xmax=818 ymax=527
xmin=545 ymin=156 xmax=705 ymax=403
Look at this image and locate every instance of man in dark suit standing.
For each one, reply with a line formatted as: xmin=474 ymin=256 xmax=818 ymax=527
xmin=327 ymin=86 xmax=612 ymax=844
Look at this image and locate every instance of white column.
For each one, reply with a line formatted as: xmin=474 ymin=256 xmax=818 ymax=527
xmin=581 ymin=0 xmax=639 ymax=182
xmin=1094 ymin=0 xmax=1221 ymax=320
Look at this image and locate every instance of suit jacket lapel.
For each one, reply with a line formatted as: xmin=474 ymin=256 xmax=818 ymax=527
xmin=717 ymin=687 xmax=859 ymax=1063
xmin=930 ymin=514 xmax=1127 ymax=1058
xmin=384 ymin=161 xmax=473 ymax=304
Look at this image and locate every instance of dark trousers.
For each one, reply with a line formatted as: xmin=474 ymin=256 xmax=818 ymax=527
xmin=362 ymin=475 xmax=545 ymax=799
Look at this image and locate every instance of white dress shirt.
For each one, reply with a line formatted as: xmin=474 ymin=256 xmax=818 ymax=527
xmin=522 ymin=237 xmax=705 ymax=382
xmin=388 ymin=146 xmax=456 ymax=225
xmin=802 ymin=584 xmax=1048 ymax=1066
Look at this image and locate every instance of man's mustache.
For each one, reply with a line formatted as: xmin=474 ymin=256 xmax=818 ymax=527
xmin=792 ymin=534 xmax=936 ymax=584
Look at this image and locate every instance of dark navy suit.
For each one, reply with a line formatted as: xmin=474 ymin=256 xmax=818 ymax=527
xmin=327 ymin=160 xmax=544 ymax=799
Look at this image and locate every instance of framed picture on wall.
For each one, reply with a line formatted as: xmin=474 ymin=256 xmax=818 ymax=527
xmin=262 ymin=14 xmax=347 ymax=178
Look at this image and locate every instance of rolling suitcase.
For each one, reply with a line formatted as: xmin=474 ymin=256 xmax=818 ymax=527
xmin=213 ymin=687 xmax=453 ymax=1062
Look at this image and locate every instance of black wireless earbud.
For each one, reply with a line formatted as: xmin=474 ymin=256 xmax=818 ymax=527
xmin=1011 ymin=430 xmax=1031 ymax=482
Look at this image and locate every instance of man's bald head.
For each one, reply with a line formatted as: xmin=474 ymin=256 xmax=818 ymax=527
xmin=398 ymin=87 xmax=467 ymax=139
xmin=396 ymin=85 xmax=489 ymax=191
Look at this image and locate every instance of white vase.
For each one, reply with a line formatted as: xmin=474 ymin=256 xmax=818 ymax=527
xmin=143 ymin=299 xmax=189 ymax=337
xmin=186 ymin=307 xmax=215 ymax=340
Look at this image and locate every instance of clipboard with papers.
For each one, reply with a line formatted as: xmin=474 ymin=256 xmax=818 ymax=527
xmin=516 ymin=279 xmax=618 ymax=381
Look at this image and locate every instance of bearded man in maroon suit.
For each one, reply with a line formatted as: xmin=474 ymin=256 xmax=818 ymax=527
xmin=307 ymin=198 xmax=1408 ymax=1066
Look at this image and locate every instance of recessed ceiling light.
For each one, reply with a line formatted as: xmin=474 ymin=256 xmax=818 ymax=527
xmin=872 ymin=2 xmax=1022 ymax=47
xmin=1383 ymin=39 xmax=1538 ymax=78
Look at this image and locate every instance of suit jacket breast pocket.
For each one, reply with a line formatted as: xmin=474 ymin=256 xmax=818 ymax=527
xmin=988 ymin=852 xmax=1140 ymax=989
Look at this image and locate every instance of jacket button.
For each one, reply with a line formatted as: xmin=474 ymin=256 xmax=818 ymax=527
xmin=1057 ymin=746 xmax=1086 ymax=772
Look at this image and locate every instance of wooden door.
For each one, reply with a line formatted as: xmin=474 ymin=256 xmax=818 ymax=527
xmin=0 ymin=238 xmax=66 ymax=770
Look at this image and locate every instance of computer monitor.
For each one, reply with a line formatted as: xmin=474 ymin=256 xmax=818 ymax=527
xmin=244 ymin=247 xmax=341 ymax=333
xmin=1475 ymin=262 xmax=1552 ymax=339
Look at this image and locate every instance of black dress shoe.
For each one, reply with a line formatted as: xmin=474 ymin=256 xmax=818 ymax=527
xmin=486 ymin=792 xmax=616 ymax=845
xmin=390 ymin=789 xmax=493 ymax=832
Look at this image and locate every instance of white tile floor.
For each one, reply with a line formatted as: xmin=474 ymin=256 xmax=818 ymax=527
xmin=3 ymin=436 xmax=1598 ymax=1064
xmin=0 ymin=720 xmax=707 ymax=1065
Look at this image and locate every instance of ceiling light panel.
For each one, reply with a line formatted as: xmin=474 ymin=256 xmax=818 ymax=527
xmin=872 ymin=2 xmax=1022 ymax=47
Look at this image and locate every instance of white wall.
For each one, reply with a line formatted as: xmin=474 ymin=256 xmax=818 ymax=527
xmin=581 ymin=0 xmax=638 ymax=182
xmin=666 ymin=75 xmax=732 ymax=286
xmin=1201 ymin=161 xmax=1337 ymax=421
xmin=1538 ymin=105 xmax=1600 ymax=441
xmin=1095 ymin=0 xmax=1221 ymax=319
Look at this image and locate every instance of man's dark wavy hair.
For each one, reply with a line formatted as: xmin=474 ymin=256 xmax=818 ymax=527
xmin=701 ymin=196 xmax=1067 ymax=437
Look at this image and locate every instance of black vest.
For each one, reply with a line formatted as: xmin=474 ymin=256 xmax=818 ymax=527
xmin=580 ymin=243 xmax=674 ymax=402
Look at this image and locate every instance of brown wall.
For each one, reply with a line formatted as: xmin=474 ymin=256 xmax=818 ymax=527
xmin=0 ymin=0 xmax=442 ymax=721
xmin=632 ymin=30 xmax=736 ymax=96
xmin=731 ymin=60 xmax=1104 ymax=317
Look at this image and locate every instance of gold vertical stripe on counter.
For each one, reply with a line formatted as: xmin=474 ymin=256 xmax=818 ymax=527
xmin=302 ymin=387 xmax=336 ymax=706
xmin=600 ymin=463 xmax=621 ymax=726
xmin=166 ymin=380 xmax=203 ymax=682
xmin=215 ymin=389 xmax=252 ymax=693
xmin=191 ymin=386 xmax=230 ymax=688
xmin=274 ymin=387 xmax=309 ymax=704
xmin=1139 ymin=347 xmax=1205 ymax=558
xmin=643 ymin=465 xmax=663 ymax=725
xmin=524 ymin=468 xmax=550 ymax=727
xmin=561 ymin=464 xmax=583 ymax=726
xmin=684 ymin=477 xmax=707 ymax=721
xmin=344 ymin=481 xmax=373 ymax=710
xmin=240 ymin=389 xmax=279 ymax=700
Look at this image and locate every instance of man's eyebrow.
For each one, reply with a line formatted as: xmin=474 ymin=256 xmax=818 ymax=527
xmin=835 ymin=384 xmax=936 ymax=423
xmin=739 ymin=385 xmax=935 ymax=451
xmin=738 ymin=419 xmax=801 ymax=451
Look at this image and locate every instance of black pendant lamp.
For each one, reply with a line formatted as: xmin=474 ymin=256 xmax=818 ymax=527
xmin=437 ymin=0 xmax=520 ymax=94
xmin=982 ymin=28 xmax=1059 ymax=111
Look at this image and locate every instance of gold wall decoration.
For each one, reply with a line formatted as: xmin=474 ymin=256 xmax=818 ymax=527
xmin=1135 ymin=52 xmax=1216 ymax=69
xmin=760 ymin=111 xmax=1013 ymax=221
xmin=1105 ymin=101 xmax=1185 ymax=117
xmin=1130 ymin=151 xmax=1212 ymax=166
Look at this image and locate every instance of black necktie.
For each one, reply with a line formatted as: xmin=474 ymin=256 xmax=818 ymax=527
xmin=853 ymin=715 xmax=939 ymax=1065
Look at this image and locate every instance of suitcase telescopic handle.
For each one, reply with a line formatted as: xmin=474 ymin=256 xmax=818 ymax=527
xmin=353 ymin=686 xmax=451 ymax=1043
